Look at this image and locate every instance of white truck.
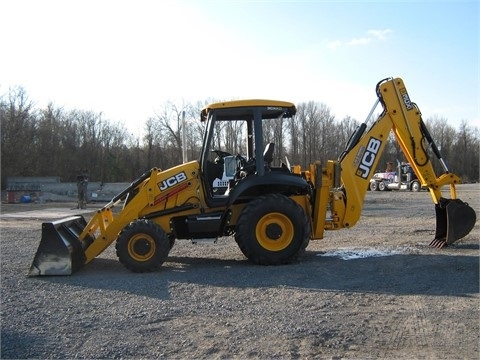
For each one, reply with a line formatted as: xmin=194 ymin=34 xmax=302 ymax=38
xmin=369 ymin=160 xmax=424 ymax=191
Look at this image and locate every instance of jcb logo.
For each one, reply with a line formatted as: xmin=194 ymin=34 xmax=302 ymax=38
xmin=159 ymin=171 xmax=187 ymax=191
xmin=356 ymin=137 xmax=382 ymax=179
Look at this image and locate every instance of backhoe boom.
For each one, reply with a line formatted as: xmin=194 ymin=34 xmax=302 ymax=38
xmin=313 ymin=77 xmax=476 ymax=247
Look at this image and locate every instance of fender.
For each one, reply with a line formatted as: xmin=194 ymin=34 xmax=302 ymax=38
xmin=226 ymin=171 xmax=311 ymax=208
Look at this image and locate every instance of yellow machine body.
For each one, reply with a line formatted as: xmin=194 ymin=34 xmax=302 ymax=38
xmin=29 ymin=78 xmax=476 ymax=276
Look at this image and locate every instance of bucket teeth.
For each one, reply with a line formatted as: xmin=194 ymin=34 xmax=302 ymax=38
xmin=429 ymin=238 xmax=447 ymax=249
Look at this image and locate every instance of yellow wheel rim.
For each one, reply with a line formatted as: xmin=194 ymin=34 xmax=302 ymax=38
xmin=128 ymin=233 xmax=156 ymax=261
xmin=256 ymin=212 xmax=294 ymax=251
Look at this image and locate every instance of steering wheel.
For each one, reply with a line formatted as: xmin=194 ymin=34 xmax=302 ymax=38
xmin=234 ymin=154 xmax=256 ymax=180
xmin=212 ymin=149 xmax=231 ymax=158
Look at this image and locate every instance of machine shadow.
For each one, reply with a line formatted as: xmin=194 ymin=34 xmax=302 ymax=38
xmin=36 ymin=250 xmax=479 ymax=300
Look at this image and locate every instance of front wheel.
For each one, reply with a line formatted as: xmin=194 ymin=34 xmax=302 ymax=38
xmin=411 ymin=181 xmax=421 ymax=192
xmin=115 ymin=219 xmax=170 ymax=273
xmin=235 ymin=194 xmax=311 ymax=265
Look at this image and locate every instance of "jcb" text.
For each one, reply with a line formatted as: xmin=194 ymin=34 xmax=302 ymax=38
xmin=159 ymin=172 xmax=187 ymax=191
xmin=356 ymin=137 xmax=382 ymax=179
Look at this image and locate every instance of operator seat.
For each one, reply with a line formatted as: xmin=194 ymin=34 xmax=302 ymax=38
xmin=234 ymin=143 xmax=276 ymax=182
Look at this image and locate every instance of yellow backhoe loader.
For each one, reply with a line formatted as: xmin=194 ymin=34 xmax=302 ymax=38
xmin=29 ymin=77 xmax=477 ymax=276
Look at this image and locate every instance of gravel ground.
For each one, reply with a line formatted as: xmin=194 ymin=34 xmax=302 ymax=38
xmin=1 ymin=184 xmax=479 ymax=359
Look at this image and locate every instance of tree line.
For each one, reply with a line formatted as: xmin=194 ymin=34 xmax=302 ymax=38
xmin=1 ymin=86 xmax=478 ymax=189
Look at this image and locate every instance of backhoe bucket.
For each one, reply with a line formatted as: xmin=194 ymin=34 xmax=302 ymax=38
xmin=430 ymin=199 xmax=477 ymax=248
xmin=29 ymin=216 xmax=88 ymax=276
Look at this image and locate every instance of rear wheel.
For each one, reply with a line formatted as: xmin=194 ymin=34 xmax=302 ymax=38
xmin=369 ymin=181 xmax=379 ymax=191
xmin=116 ymin=219 xmax=170 ymax=273
xmin=378 ymin=181 xmax=387 ymax=191
xmin=235 ymin=194 xmax=311 ymax=265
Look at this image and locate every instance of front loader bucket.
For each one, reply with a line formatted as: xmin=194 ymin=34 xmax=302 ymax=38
xmin=430 ymin=198 xmax=477 ymax=248
xmin=29 ymin=216 xmax=88 ymax=276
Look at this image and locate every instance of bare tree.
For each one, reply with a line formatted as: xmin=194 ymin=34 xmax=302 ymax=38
xmin=0 ymin=87 xmax=37 ymax=186
xmin=1 ymin=86 xmax=477 ymax=188
xmin=263 ymin=115 xmax=287 ymax=165
xmin=35 ymin=103 xmax=64 ymax=176
xmin=452 ymin=120 xmax=479 ymax=182
xmin=150 ymin=101 xmax=190 ymax=168
xmin=184 ymin=101 xmax=206 ymax=161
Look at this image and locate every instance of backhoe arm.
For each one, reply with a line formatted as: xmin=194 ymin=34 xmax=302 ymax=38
xmin=381 ymin=78 xmax=460 ymax=203
xmin=327 ymin=77 xmax=476 ymax=247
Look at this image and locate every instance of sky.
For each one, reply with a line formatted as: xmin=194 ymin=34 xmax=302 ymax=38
xmin=1 ymin=0 xmax=478 ymax=136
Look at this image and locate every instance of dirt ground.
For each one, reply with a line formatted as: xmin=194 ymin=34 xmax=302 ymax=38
xmin=1 ymin=184 xmax=479 ymax=359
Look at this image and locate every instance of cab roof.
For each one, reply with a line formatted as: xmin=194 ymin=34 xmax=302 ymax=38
xmin=200 ymin=99 xmax=296 ymax=122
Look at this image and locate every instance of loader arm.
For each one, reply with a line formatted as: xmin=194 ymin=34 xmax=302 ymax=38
xmin=29 ymin=163 xmax=204 ymax=275
xmin=321 ymin=77 xmax=476 ymax=247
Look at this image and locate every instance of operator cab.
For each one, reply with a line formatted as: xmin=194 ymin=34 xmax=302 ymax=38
xmin=200 ymin=100 xmax=296 ymax=207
